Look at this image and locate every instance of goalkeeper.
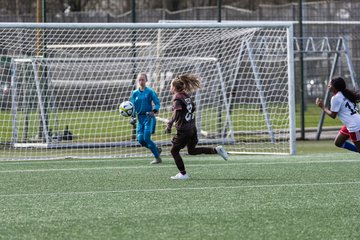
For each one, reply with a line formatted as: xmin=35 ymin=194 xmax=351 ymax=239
xmin=130 ymin=73 xmax=162 ymax=164
xmin=165 ymin=74 xmax=229 ymax=180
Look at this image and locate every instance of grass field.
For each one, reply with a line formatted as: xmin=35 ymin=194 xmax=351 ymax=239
xmin=0 ymin=103 xmax=343 ymax=143
xmin=0 ymin=140 xmax=359 ymax=240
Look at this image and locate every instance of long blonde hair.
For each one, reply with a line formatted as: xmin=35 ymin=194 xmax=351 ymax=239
xmin=171 ymin=74 xmax=200 ymax=93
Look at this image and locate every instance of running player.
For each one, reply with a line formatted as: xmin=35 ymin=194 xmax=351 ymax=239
xmin=165 ymin=74 xmax=229 ymax=180
xmin=316 ymin=76 xmax=360 ymax=153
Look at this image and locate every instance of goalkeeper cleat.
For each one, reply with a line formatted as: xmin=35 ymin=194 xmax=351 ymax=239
xmin=150 ymin=157 xmax=162 ymax=164
xmin=215 ymin=146 xmax=228 ymax=161
xmin=170 ymin=172 xmax=189 ymax=180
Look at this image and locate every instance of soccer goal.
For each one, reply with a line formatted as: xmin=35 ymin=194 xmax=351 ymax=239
xmin=0 ymin=22 xmax=295 ymax=160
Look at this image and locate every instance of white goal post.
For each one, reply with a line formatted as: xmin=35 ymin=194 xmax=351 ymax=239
xmin=0 ymin=22 xmax=295 ymax=160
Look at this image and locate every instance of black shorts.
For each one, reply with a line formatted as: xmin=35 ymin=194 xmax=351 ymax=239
xmin=171 ymin=128 xmax=198 ymax=150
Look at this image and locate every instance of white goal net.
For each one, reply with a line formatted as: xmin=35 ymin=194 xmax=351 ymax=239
xmin=0 ymin=22 xmax=295 ymax=160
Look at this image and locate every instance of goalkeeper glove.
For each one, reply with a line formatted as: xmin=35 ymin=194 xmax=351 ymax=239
xmin=130 ymin=117 xmax=136 ymax=126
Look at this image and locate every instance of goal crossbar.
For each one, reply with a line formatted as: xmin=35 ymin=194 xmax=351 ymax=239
xmin=0 ymin=22 xmax=293 ymax=29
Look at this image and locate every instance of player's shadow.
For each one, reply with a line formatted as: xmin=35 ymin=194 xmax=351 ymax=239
xmin=194 ymin=178 xmax=273 ymax=181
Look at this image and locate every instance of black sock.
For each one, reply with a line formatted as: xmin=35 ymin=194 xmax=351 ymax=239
xmin=180 ymin=171 xmax=187 ymax=175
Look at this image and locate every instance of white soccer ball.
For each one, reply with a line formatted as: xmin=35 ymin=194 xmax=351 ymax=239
xmin=119 ymin=101 xmax=134 ymax=117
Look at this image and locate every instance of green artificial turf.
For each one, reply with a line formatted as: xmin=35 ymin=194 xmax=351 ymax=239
xmin=0 ymin=140 xmax=359 ymax=240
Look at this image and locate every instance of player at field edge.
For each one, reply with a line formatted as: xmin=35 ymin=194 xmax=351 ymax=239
xmin=130 ymin=73 xmax=162 ymax=164
xmin=165 ymin=74 xmax=229 ymax=180
xmin=316 ymin=76 xmax=360 ymax=153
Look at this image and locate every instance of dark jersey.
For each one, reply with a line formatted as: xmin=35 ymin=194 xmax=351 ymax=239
xmin=168 ymin=92 xmax=196 ymax=131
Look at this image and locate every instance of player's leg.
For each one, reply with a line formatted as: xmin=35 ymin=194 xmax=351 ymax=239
xmin=143 ymin=130 xmax=159 ymax=156
xmin=186 ymin=129 xmax=228 ymax=160
xmin=187 ymin=130 xmax=215 ymax=155
xmin=352 ymin=141 xmax=360 ymax=153
xmin=143 ymin=116 xmax=161 ymax=164
xmin=137 ymin=117 xmax=147 ymax=147
xmin=137 ymin=134 xmax=147 ymax=147
xmin=335 ymin=126 xmax=358 ymax=152
xmin=347 ymin=129 xmax=360 ymax=153
xmin=170 ymin=131 xmax=189 ymax=180
xmin=170 ymin=146 xmax=186 ymax=175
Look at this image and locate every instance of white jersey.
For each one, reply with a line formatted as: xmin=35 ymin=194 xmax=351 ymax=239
xmin=330 ymin=91 xmax=360 ymax=132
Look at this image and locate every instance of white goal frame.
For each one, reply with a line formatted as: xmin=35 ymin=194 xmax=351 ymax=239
xmin=0 ymin=22 xmax=296 ymax=160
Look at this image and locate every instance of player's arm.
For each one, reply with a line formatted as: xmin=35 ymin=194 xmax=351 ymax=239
xmin=316 ymin=98 xmax=337 ymax=119
xmin=152 ymin=90 xmax=160 ymax=114
xmin=130 ymin=92 xmax=137 ymax=125
xmin=130 ymin=91 xmax=135 ymax=109
xmin=165 ymin=110 xmax=181 ymax=133
xmin=165 ymin=100 xmax=181 ymax=133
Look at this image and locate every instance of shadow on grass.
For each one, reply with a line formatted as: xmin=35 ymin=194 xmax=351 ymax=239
xmin=192 ymin=178 xmax=274 ymax=181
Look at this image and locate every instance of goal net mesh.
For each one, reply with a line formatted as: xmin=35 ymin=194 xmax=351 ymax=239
xmin=0 ymin=23 xmax=294 ymax=160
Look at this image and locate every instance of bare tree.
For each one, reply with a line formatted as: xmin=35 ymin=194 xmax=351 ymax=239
xmin=67 ymin=0 xmax=90 ymax=12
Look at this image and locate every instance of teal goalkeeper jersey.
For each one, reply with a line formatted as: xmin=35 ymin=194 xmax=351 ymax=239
xmin=130 ymin=87 xmax=160 ymax=115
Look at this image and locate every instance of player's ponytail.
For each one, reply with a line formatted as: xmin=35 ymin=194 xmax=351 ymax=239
xmin=331 ymin=77 xmax=359 ymax=103
xmin=173 ymin=74 xmax=200 ymax=93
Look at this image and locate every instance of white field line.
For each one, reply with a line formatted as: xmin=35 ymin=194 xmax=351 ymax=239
xmin=0 ymin=159 xmax=359 ymax=173
xmin=0 ymin=181 xmax=360 ymax=198
xmin=0 ymin=153 xmax=350 ymax=164
xmin=0 ymin=152 xmax=354 ymax=166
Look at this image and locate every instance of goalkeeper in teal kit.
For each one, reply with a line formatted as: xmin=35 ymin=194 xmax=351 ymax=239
xmin=130 ymin=73 xmax=162 ymax=164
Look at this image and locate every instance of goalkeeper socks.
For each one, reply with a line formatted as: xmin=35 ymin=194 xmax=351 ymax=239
xmin=341 ymin=141 xmax=358 ymax=152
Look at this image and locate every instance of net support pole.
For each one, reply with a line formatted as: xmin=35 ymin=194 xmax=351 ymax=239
xmin=316 ymin=39 xmax=342 ymax=140
xmin=22 ymin=66 xmax=29 ymax=142
xmin=10 ymin=60 xmax=18 ymax=144
xmin=195 ymin=65 xmax=203 ymax=137
xmin=32 ymin=60 xmax=50 ymax=145
xmin=228 ymin=41 xmax=245 ymax=114
xmin=287 ymin=25 xmax=296 ymax=155
xmin=342 ymin=36 xmax=359 ymax=89
xmin=316 ymin=37 xmax=358 ymax=140
xmin=216 ymin=62 xmax=234 ymax=140
xmin=246 ymin=40 xmax=276 ymax=143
